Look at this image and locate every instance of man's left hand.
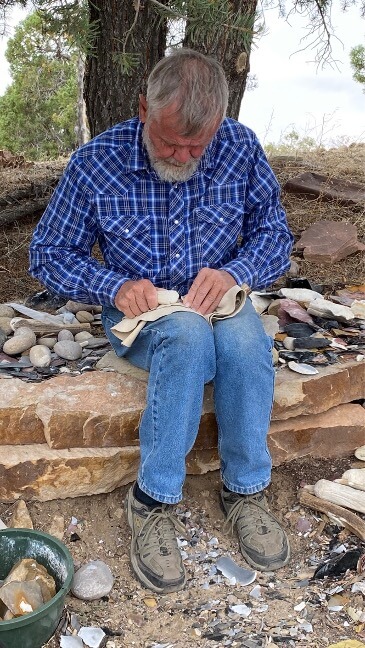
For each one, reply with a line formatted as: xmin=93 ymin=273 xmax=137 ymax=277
xmin=182 ymin=268 xmax=237 ymax=315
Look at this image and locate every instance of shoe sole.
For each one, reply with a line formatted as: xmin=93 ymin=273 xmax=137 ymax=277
xmin=125 ymin=490 xmax=187 ymax=594
xmin=220 ymin=492 xmax=291 ymax=572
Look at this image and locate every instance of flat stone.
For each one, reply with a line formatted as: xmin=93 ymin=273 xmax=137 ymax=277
xmin=0 ymin=445 xmax=140 ymax=501
xmin=272 ymin=360 xmax=365 ymax=420
xmin=0 ymin=359 xmax=363 ymax=452
xmin=296 ymin=220 xmax=365 ymax=263
xmin=269 ymin=403 xmax=365 ymax=465
xmin=283 ymin=172 xmax=365 ymax=206
xmin=0 ymin=444 xmax=220 ymax=502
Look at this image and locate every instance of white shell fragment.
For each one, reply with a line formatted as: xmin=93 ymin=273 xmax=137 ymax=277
xmin=215 ymin=556 xmax=256 ymax=585
xmin=60 ymin=637 xmax=84 ymax=648
xmin=230 ymin=603 xmax=252 ymax=617
xmin=78 ymin=627 xmax=106 ymax=648
xmin=307 ymin=298 xmax=355 ymax=322
xmin=278 ymin=288 xmax=323 ymax=304
xmin=351 ymin=300 xmax=365 ymax=319
xmin=288 ymin=361 xmax=319 ymax=375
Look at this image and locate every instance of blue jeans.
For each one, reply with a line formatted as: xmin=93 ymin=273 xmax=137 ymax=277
xmin=102 ymin=298 xmax=275 ymax=504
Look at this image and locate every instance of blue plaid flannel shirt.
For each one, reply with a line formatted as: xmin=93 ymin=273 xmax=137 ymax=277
xmin=29 ymin=117 xmax=293 ymax=306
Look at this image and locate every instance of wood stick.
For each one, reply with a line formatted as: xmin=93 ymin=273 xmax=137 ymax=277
xmin=11 ymin=319 xmax=91 ymax=335
xmin=298 ymin=489 xmax=365 ymax=542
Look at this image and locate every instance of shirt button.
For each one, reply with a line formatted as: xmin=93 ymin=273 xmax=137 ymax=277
xmin=174 ymin=219 xmax=179 ymax=224
xmin=175 ymin=253 xmax=180 ymax=258
xmin=125 ymin=228 xmax=130 ymax=233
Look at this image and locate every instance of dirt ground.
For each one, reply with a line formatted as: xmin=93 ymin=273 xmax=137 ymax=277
xmin=0 ymin=146 xmax=365 ymax=646
xmin=1 ymin=455 xmax=364 ymax=647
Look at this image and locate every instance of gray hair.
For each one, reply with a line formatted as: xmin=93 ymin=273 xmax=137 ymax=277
xmin=146 ymin=48 xmax=229 ymax=135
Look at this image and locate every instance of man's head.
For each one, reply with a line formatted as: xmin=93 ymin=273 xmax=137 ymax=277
xmin=140 ymin=48 xmax=229 ymax=182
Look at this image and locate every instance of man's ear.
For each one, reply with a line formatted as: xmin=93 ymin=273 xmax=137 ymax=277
xmin=139 ymin=95 xmax=148 ymax=123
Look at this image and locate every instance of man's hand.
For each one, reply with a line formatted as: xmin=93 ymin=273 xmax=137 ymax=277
xmin=182 ymin=268 xmax=237 ymax=315
xmin=115 ymin=279 xmax=158 ymax=318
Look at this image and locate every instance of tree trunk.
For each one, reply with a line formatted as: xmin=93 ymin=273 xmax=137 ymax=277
xmin=85 ymin=0 xmax=168 ymax=137
xmin=183 ymin=0 xmax=258 ymax=120
xmin=76 ymin=54 xmax=89 ymax=146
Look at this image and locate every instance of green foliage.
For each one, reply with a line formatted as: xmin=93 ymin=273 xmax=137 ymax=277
xmin=264 ymin=129 xmax=317 ymax=156
xmin=350 ymin=44 xmax=365 ymax=90
xmin=0 ymin=11 xmax=78 ymax=159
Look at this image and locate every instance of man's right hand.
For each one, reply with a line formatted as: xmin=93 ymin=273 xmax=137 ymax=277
xmin=115 ymin=279 xmax=158 ymax=318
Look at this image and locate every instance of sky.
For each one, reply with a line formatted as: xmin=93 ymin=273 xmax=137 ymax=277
xmin=0 ymin=3 xmax=364 ymax=147
xmin=239 ymin=4 xmax=365 ymax=147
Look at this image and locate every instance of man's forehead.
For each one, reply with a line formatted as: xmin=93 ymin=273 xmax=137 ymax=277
xmin=150 ymin=103 xmax=219 ymax=145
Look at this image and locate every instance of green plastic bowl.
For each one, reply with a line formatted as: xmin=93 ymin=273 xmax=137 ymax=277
xmin=0 ymin=528 xmax=74 ymax=648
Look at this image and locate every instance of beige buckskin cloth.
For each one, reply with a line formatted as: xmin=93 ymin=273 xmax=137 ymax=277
xmin=111 ymin=284 xmax=249 ymax=348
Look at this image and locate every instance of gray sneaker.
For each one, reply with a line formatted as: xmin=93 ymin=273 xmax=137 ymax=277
xmin=124 ymin=486 xmax=186 ymax=593
xmin=221 ymin=489 xmax=290 ymax=571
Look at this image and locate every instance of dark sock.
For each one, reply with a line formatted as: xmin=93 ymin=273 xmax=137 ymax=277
xmin=223 ymin=484 xmax=232 ymax=493
xmin=133 ymin=483 xmax=162 ymax=508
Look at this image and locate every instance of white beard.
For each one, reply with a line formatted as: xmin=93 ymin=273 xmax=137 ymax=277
xmin=142 ymin=128 xmax=200 ymax=183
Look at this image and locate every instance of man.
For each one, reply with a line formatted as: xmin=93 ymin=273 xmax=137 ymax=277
xmin=30 ymin=48 xmax=294 ymax=594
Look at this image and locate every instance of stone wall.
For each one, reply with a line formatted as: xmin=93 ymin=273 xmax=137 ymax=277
xmin=0 ymin=355 xmax=364 ymax=501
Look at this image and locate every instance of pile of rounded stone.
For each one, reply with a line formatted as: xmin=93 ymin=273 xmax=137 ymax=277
xmin=0 ymin=301 xmax=108 ymax=371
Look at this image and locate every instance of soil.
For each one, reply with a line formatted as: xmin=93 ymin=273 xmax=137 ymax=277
xmin=0 ymin=147 xmax=365 ymax=647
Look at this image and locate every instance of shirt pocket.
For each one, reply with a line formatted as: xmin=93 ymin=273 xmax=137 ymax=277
xmin=95 ymin=195 xmax=154 ymax=277
xmin=193 ymin=203 xmax=243 ymax=265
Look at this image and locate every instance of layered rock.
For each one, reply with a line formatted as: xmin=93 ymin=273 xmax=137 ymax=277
xmin=0 ymin=355 xmax=363 ymax=501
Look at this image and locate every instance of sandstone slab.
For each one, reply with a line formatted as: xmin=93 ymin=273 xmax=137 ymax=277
xmin=0 ymin=357 xmax=363 ymax=451
xmin=0 ymin=445 xmax=140 ymax=502
xmin=295 ymin=220 xmax=365 ymax=263
xmin=269 ymin=403 xmax=365 ymax=466
xmin=0 ymin=443 xmax=221 ymax=502
xmin=283 ymin=172 xmax=365 ymax=206
xmin=272 ymin=359 xmax=365 ymax=420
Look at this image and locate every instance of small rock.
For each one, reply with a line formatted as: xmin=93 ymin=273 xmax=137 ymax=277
xmin=0 ymin=317 xmax=13 ymax=336
xmin=0 ymin=330 xmax=7 ymax=351
xmin=48 ymin=514 xmax=65 ymax=540
xmin=58 ymin=329 xmax=74 ymax=342
xmin=65 ymin=300 xmax=102 ymax=314
xmin=38 ymin=336 xmax=57 ymax=349
xmin=29 ymin=344 xmax=52 ymax=368
xmin=0 ymin=305 xmax=15 ymax=318
xmin=8 ymin=499 xmax=33 ymax=529
xmin=75 ymin=310 xmax=94 ymax=323
xmin=75 ymin=331 xmax=94 ymax=342
xmin=54 ymin=340 xmax=83 ymax=360
xmin=71 ymin=559 xmax=114 ymax=601
xmin=3 ymin=329 xmax=36 ymax=355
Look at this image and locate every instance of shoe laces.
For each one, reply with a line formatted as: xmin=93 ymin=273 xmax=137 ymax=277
xmin=223 ymin=494 xmax=270 ymax=536
xmin=138 ymin=505 xmax=186 ymax=557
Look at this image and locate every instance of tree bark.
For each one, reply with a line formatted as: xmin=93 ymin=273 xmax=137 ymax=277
xmin=183 ymin=0 xmax=258 ymax=120
xmin=85 ymin=0 xmax=168 ymax=137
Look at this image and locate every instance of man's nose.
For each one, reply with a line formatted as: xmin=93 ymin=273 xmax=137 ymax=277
xmin=173 ymin=147 xmax=192 ymax=164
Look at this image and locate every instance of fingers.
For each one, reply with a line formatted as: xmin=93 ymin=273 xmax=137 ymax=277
xmin=115 ymin=279 xmax=158 ymax=317
xmin=183 ymin=268 xmax=236 ymax=315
